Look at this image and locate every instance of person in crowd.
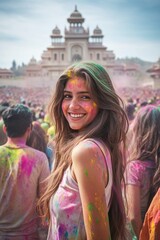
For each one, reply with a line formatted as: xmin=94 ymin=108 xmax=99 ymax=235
xmin=38 ymin=61 xmax=129 ymax=240
xmin=47 ymin=125 xmax=55 ymax=143
xmin=125 ymin=102 xmax=136 ymax=122
xmin=47 ymin=125 xmax=56 ymax=169
xmin=124 ymin=105 xmax=160 ymax=238
xmin=26 ymin=121 xmax=53 ymax=238
xmin=140 ymin=138 xmax=160 ymax=240
xmin=0 ymin=102 xmax=9 ymax=145
xmin=0 ymin=104 xmax=50 ymax=239
xmin=40 ymin=122 xmax=50 ymax=134
xmin=0 ymin=106 xmax=7 ymax=145
xmin=27 ymin=121 xmax=53 ymax=170
xmin=0 ymin=120 xmax=7 ymax=145
xmin=139 ymin=188 xmax=160 ymax=240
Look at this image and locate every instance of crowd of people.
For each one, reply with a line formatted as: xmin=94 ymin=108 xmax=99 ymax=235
xmin=0 ymin=61 xmax=160 ymax=240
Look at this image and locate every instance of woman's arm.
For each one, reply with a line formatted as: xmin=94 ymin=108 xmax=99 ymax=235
xmin=72 ymin=141 xmax=111 ymax=240
xmin=126 ymin=184 xmax=142 ymax=237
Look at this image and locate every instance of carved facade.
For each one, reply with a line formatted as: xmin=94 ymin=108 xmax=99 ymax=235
xmin=24 ymin=6 xmax=142 ymax=88
xmin=41 ymin=6 xmax=115 ymax=78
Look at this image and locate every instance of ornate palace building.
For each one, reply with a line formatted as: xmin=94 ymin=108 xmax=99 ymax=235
xmin=24 ymin=6 xmax=141 ymax=88
xmin=40 ymin=5 xmax=115 ymax=78
xmin=0 ymin=68 xmax=13 ymax=79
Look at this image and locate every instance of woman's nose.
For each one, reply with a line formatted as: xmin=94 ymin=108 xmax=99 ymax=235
xmin=69 ymin=98 xmax=80 ymax=110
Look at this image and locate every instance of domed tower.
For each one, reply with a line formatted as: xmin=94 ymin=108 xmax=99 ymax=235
xmin=65 ymin=5 xmax=89 ymax=62
xmin=65 ymin=5 xmax=89 ymax=38
xmin=67 ymin=5 xmax=84 ymax=26
xmin=50 ymin=26 xmax=62 ymax=44
xmin=91 ymin=25 xmax=104 ymax=43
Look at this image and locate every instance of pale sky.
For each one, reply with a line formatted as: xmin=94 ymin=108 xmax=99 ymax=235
xmin=0 ymin=0 xmax=160 ymax=69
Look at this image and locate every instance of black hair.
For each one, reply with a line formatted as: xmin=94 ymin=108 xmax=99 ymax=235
xmin=2 ymin=104 xmax=33 ymax=137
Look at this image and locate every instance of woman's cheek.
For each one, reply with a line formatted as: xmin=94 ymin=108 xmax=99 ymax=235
xmin=62 ymin=101 xmax=68 ymax=115
xmin=82 ymin=103 xmax=92 ymax=112
xmin=82 ymin=102 xmax=98 ymax=114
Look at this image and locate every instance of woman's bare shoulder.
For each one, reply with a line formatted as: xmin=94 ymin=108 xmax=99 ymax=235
xmin=72 ymin=139 xmax=106 ymax=167
xmin=73 ymin=139 xmax=98 ymax=156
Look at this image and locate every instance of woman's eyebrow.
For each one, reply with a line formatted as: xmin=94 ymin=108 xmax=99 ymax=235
xmin=64 ymin=90 xmax=89 ymax=94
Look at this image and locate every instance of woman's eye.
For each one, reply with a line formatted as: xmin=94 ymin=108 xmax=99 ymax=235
xmin=81 ymin=95 xmax=90 ymax=100
xmin=64 ymin=94 xmax=72 ymax=99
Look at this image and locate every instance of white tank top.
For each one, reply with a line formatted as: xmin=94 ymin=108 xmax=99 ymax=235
xmin=47 ymin=138 xmax=113 ymax=240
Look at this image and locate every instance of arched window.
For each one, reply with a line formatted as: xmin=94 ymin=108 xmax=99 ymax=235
xmin=71 ymin=45 xmax=82 ymax=63
xmin=72 ymin=54 xmax=82 ymax=62
xmin=97 ymin=53 xmax=100 ymax=60
xmin=54 ymin=54 xmax=57 ymax=61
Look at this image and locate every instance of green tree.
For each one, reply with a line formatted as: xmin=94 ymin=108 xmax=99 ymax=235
xmin=10 ymin=60 xmax=17 ymax=72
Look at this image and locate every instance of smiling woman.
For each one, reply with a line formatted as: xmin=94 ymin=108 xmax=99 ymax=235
xmin=37 ymin=61 xmax=129 ymax=240
xmin=62 ymin=76 xmax=98 ymax=131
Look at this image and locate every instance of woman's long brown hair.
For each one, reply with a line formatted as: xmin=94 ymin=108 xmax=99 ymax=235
xmin=37 ymin=61 xmax=129 ymax=239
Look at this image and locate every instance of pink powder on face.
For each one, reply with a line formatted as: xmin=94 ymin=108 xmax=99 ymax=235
xmin=81 ymin=102 xmax=97 ymax=114
xmin=67 ymin=78 xmax=84 ymax=90
xmin=82 ymin=103 xmax=92 ymax=112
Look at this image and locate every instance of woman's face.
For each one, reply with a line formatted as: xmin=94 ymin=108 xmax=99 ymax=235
xmin=62 ymin=76 xmax=98 ymax=131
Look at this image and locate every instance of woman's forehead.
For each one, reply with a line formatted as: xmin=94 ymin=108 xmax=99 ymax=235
xmin=65 ymin=77 xmax=88 ymax=91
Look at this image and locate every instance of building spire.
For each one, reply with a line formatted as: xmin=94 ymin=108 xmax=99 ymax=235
xmin=75 ymin=5 xmax=77 ymax=11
